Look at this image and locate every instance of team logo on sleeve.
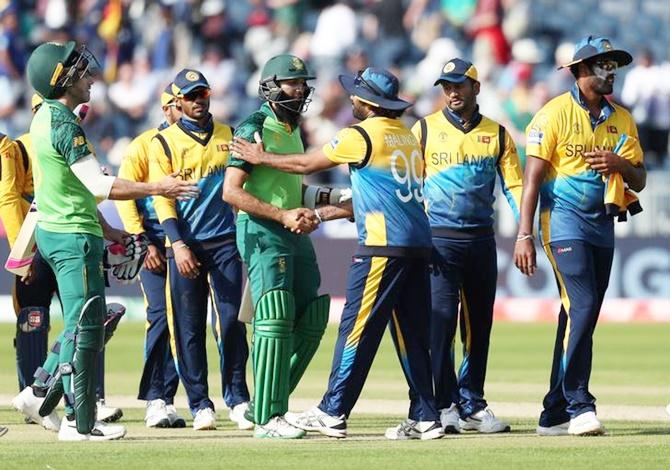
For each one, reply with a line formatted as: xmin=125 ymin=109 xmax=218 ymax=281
xmin=477 ymin=135 xmax=491 ymax=144
xmin=528 ymin=128 xmax=544 ymax=145
xmin=329 ymin=137 xmax=339 ymax=149
xmin=73 ymin=135 xmax=86 ymax=147
xmin=607 ymin=125 xmax=618 ymax=134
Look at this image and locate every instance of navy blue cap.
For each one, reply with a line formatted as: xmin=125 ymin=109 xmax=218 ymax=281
xmin=434 ymin=58 xmax=478 ymax=86
xmin=559 ymin=36 xmax=632 ymax=69
xmin=338 ymin=67 xmax=411 ymax=111
xmin=172 ymin=68 xmax=210 ymax=96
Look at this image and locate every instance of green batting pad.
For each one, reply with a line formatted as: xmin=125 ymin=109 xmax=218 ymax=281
xmin=253 ymin=290 xmax=295 ymax=425
xmin=73 ymin=296 xmax=105 ymax=434
xmin=289 ymin=295 xmax=329 ymax=393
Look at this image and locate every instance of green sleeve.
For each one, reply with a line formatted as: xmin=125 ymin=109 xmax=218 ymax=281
xmin=228 ymin=111 xmax=266 ymax=173
xmin=52 ymin=120 xmax=91 ymax=166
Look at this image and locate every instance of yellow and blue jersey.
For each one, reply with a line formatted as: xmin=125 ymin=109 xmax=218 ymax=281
xmin=149 ymin=119 xmax=236 ymax=245
xmin=0 ymin=134 xmax=33 ymax=247
xmin=323 ymin=117 xmax=431 ymax=257
xmin=412 ymin=108 xmax=522 ymax=238
xmin=525 ymin=84 xmax=643 ymax=247
xmin=116 ymin=126 xmax=164 ymax=238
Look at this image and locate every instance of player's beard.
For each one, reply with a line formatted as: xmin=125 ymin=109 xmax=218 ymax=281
xmin=273 ymin=98 xmax=303 ymax=128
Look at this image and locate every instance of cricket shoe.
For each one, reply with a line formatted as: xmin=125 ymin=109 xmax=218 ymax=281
xmin=229 ymin=402 xmax=254 ymax=430
xmin=145 ymin=399 xmax=170 ymax=428
xmin=166 ymin=404 xmax=186 ymax=428
xmin=385 ymin=419 xmax=445 ymax=440
xmin=193 ymin=407 xmax=216 ymax=430
xmin=536 ymin=421 xmax=570 ymax=436
xmin=254 ymin=415 xmax=306 ymax=439
xmin=97 ymin=399 xmax=123 ymax=423
xmin=11 ymin=386 xmax=60 ymax=432
xmin=459 ymin=408 xmax=511 ymax=433
xmin=567 ymin=411 xmax=605 ymax=436
xmin=285 ymin=407 xmax=347 ymax=438
xmin=58 ymin=416 xmax=126 ymax=441
xmin=439 ymin=404 xmax=461 ymax=434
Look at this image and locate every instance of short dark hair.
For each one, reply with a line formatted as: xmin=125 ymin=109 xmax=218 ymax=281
xmin=374 ymin=107 xmax=403 ymax=119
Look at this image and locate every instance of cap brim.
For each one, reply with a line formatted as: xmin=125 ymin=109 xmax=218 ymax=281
xmin=338 ymin=74 xmax=412 ymax=111
xmin=433 ymin=74 xmax=469 ymax=86
xmin=558 ymin=49 xmax=633 ymax=70
xmin=178 ymin=83 xmax=210 ymax=95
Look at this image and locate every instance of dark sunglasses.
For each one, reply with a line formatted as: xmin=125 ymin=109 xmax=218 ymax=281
xmin=182 ymin=88 xmax=211 ymax=101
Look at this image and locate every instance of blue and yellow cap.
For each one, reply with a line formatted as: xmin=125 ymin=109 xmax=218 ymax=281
xmin=559 ymin=36 xmax=632 ymax=69
xmin=339 ymin=67 xmax=411 ymax=111
xmin=160 ymin=82 xmax=176 ymax=107
xmin=171 ymin=69 xmax=210 ymax=96
xmin=434 ymin=58 xmax=478 ymax=85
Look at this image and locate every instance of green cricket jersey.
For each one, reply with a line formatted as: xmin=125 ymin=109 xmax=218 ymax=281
xmin=228 ymin=102 xmax=303 ymax=219
xmin=30 ymin=99 xmax=102 ymax=237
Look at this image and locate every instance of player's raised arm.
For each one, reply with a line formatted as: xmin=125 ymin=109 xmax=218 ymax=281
xmin=230 ymin=136 xmax=336 ymax=175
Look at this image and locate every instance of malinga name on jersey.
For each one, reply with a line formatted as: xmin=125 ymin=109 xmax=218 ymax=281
xmin=175 ymin=163 xmax=225 ymax=180
xmin=384 ymin=133 xmax=418 ymax=147
xmin=429 ymin=152 xmax=498 ymax=168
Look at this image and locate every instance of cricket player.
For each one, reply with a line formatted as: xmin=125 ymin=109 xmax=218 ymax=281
xmin=115 ymin=84 xmax=185 ymax=428
xmin=149 ymin=69 xmax=250 ymax=431
xmin=11 ymin=41 xmax=199 ymax=441
xmin=409 ymin=58 xmax=522 ymax=434
xmin=514 ymin=36 xmax=646 ymax=436
xmin=3 ymin=95 xmax=122 ymax=425
xmin=224 ymin=54 xmax=351 ymax=438
xmin=231 ymin=67 xmax=443 ymax=440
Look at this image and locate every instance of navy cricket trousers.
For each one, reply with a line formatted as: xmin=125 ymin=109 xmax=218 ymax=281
xmin=539 ymin=240 xmax=614 ymax=427
xmin=427 ymin=236 xmax=498 ymax=418
xmin=167 ymin=241 xmax=250 ymax=414
xmin=319 ymin=255 xmax=438 ymax=422
xmin=137 ymin=240 xmax=180 ymax=404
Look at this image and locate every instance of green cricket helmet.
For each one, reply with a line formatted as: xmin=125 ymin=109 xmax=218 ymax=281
xmin=27 ymin=41 xmax=99 ymax=99
xmin=258 ymin=54 xmax=316 ymax=113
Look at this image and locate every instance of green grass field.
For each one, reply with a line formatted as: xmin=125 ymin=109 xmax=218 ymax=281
xmin=1 ymin=321 xmax=669 ymax=469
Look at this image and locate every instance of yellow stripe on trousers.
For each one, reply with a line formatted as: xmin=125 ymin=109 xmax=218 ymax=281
xmin=164 ymin=263 xmax=178 ymax=360
xmin=460 ymin=288 xmax=472 ymax=354
xmin=390 ymin=310 xmax=407 ymax=357
xmin=344 ymin=257 xmax=388 ymax=348
xmin=208 ymin=274 xmax=223 ymax=347
xmin=543 ymin=245 xmax=572 ymax=354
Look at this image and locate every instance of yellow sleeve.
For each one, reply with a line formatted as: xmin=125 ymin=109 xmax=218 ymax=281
xmin=322 ymin=127 xmax=368 ymax=164
xmin=497 ymin=129 xmax=523 ymax=218
xmin=115 ymin=137 xmax=149 ymax=234
xmin=0 ymin=138 xmax=29 ymax=247
xmin=525 ymin=109 xmax=558 ymax=161
xmin=148 ymin=135 xmax=177 ymax=223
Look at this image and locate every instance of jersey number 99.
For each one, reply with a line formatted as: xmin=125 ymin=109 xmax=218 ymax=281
xmin=391 ymin=149 xmax=424 ymax=203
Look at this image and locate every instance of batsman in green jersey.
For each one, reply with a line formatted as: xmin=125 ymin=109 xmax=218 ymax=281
xmin=224 ymin=54 xmax=352 ymax=439
xmin=11 ymin=41 xmax=198 ymax=441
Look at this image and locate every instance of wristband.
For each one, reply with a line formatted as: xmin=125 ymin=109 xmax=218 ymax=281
xmin=516 ymin=234 xmax=534 ymax=242
xmin=172 ymin=241 xmax=188 ymax=250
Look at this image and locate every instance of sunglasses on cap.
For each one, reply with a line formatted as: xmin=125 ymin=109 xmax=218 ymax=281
xmin=354 ymin=70 xmax=393 ymax=99
xmin=182 ymin=88 xmax=211 ymax=101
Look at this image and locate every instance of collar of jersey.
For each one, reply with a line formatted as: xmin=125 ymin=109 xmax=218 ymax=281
xmin=158 ymin=120 xmax=170 ymax=131
xmin=570 ymin=83 xmax=614 ymax=129
xmin=260 ymin=102 xmax=297 ymax=133
xmin=43 ymin=98 xmax=76 ymax=118
xmin=177 ymin=114 xmax=214 ymax=146
xmin=442 ymin=105 xmax=482 ymax=133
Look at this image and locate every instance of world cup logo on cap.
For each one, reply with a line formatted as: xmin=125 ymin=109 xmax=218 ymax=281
xmin=443 ymin=62 xmax=456 ymax=73
xmin=185 ymin=71 xmax=200 ymax=81
xmin=602 ymin=41 xmax=612 ymax=50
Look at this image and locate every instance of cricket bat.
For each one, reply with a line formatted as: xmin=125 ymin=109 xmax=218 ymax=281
xmin=5 ymin=202 xmax=38 ymax=277
xmin=238 ymin=281 xmax=254 ymax=324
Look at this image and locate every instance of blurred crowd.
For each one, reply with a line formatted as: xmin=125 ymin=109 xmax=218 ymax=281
xmin=1 ymin=0 xmax=670 ymax=179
